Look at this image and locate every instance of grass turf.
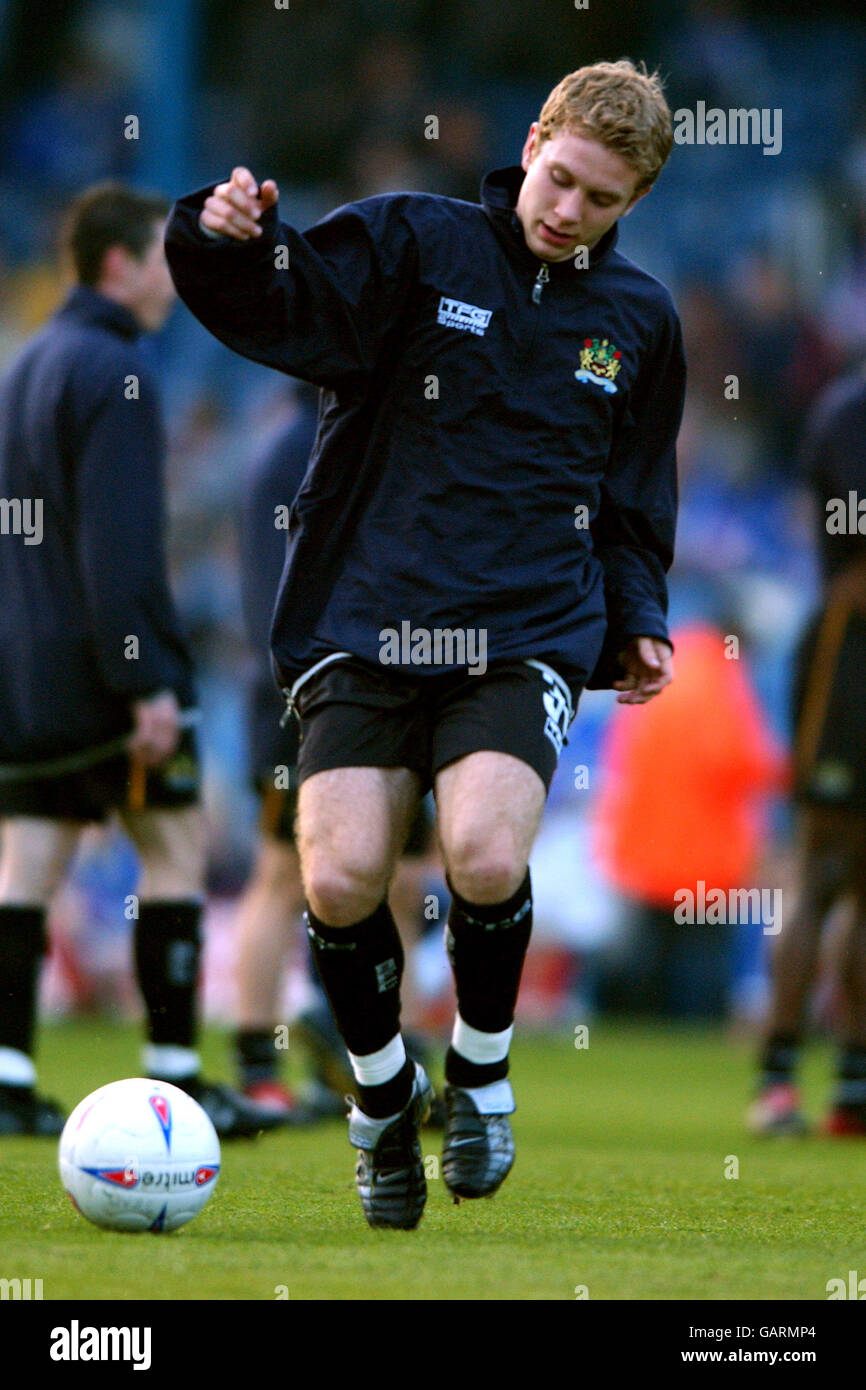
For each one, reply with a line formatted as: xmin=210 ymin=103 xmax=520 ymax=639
xmin=2 ymin=1018 xmax=865 ymax=1300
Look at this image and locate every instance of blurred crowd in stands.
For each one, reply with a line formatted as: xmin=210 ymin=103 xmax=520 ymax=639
xmin=2 ymin=0 xmax=865 ymax=1028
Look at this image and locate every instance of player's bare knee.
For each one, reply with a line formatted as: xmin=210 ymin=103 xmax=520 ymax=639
xmin=446 ymin=839 xmax=525 ymax=905
xmin=127 ymin=809 xmax=205 ymax=899
xmin=0 ymin=818 xmax=78 ymax=905
xmin=303 ymin=860 xmax=386 ymax=926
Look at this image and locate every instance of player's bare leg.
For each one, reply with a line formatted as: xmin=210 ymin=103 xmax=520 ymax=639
xmin=299 ymin=766 xmax=420 ymax=925
xmin=233 ymin=834 xmax=310 ymax=1114
xmin=823 ymin=812 xmax=866 ymax=1133
xmin=434 ymin=750 xmax=546 ymax=1198
xmin=765 ymin=809 xmax=846 ymax=1037
xmin=388 ymin=853 xmax=430 ymax=1029
xmin=436 ymin=750 xmax=545 ymax=901
xmin=116 ymin=804 xmax=279 ymax=1136
xmin=298 ymin=765 xmax=433 ymax=1228
xmin=119 ymin=804 xmax=205 ymax=900
xmin=236 ymin=836 xmax=304 ymax=1027
xmin=0 ymin=817 xmax=82 ymax=1131
xmin=297 ymin=764 xmax=423 ymax=1109
xmin=117 ymin=804 xmax=205 ymax=1082
xmin=0 ymin=817 xmax=81 ymax=904
xmin=750 ymin=806 xmax=852 ymax=1135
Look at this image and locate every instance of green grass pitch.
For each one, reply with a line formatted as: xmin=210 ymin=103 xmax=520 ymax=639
xmin=2 ymin=1018 xmax=865 ymax=1300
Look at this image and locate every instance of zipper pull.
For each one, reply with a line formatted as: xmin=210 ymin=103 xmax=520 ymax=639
xmin=279 ymin=688 xmax=297 ymax=728
xmin=531 ymin=263 xmax=549 ymax=304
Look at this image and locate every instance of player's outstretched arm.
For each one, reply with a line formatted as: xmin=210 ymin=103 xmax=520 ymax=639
xmin=165 ymin=170 xmax=418 ymax=387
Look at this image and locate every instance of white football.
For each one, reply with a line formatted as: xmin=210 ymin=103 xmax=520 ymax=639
xmin=58 ymin=1078 xmax=220 ymax=1233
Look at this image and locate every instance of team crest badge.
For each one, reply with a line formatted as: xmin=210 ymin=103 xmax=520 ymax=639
xmin=575 ymin=337 xmax=622 ymax=394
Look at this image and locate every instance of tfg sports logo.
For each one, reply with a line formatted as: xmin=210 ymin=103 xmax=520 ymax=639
xmin=437 ymin=296 xmax=492 ymax=336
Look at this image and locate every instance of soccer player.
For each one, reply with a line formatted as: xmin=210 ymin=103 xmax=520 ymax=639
xmin=0 ymin=183 xmax=281 ymax=1138
xmin=749 ymin=366 xmax=866 ymax=1136
xmin=166 ymin=59 xmax=685 ymax=1227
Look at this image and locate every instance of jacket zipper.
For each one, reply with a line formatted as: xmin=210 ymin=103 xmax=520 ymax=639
xmin=521 ymin=262 xmax=549 ymax=365
xmin=279 ymin=688 xmax=296 ymax=728
xmin=531 ymin=263 xmax=549 ymax=304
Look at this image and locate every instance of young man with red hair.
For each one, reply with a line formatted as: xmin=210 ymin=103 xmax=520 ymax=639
xmin=167 ymin=59 xmax=686 ymax=1228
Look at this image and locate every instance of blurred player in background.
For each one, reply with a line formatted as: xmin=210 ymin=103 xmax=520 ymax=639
xmin=597 ymin=620 xmax=785 ymax=1019
xmin=750 ymin=365 xmax=866 ymax=1136
xmin=233 ymin=382 xmax=317 ymax=1119
xmin=0 ymin=183 xmax=280 ymax=1138
xmin=167 ymin=60 xmax=685 ymax=1229
xmin=233 ymin=380 xmax=441 ymax=1120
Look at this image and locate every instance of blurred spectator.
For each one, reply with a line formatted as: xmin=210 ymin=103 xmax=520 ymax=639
xmin=730 ymin=250 xmax=840 ymax=473
xmin=594 ymin=622 xmax=787 ymax=1019
xmin=668 ymin=0 xmax=775 ymax=108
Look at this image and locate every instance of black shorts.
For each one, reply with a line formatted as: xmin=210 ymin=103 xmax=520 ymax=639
xmin=292 ymin=656 xmax=579 ymax=795
xmin=0 ymin=728 xmax=201 ymax=823
xmin=792 ymin=605 xmax=866 ymax=810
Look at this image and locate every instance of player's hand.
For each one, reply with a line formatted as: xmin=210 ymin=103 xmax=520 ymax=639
xmin=128 ymin=690 xmax=181 ymax=767
xmin=613 ymin=636 xmax=673 ymax=704
xmin=199 ymin=167 xmax=279 ymax=240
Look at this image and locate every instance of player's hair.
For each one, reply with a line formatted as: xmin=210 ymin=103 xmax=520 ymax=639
xmin=63 ymin=182 xmax=170 ymax=286
xmin=535 ymin=60 xmax=673 ymax=194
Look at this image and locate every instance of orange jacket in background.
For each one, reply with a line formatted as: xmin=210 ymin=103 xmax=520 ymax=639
xmin=594 ymin=623 xmax=789 ymax=907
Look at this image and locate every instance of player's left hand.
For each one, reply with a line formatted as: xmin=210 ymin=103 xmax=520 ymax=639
xmin=613 ymin=636 xmax=673 ymax=704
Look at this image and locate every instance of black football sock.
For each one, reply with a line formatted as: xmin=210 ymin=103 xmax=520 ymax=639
xmin=444 ymin=871 xmax=532 ymax=1088
xmin=758 ymin=1032 xmax=800 ymax=1089
xmin=834 ymin=1043 xmax=866 ymax=1109
xmin=0 ymin=905 xmax=47 ymax=1082
xmin=235 ymin=1028 xmax=279 ymax=1087
xmin=306 ymin=900 xmax=412 ymax=1118
xmin=134 ymin=901 xmax=201 ymax=1060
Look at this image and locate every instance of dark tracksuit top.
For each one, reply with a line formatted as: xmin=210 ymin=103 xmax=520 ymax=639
xmin=165 ymin=166 xmax=685 ymax=697
xmin=0 ymin=286 xmax=195 ymax=762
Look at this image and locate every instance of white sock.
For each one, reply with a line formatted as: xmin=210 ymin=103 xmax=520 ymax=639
xmin=142 ymin=1044 xmax=200 ymax=1081
xmin=464 ymin=1078 xmax=516 ymax=1115
xmin=0 ymin=1046 xmax=37 ymax=1087
xmin=348 ymin=1033 xmax=406 ymax=1088
xmin=452 ymin=1014 xmax=513 ymax=1065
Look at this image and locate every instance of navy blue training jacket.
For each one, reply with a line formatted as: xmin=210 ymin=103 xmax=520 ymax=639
xmin=0 ymin=286 xmax=195 ymax=761
xmin=166 ymin=166 xmax=685 ymax=692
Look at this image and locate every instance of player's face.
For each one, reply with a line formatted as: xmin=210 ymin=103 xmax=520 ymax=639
xmin=516 ymin=126 xmax=647 ymax=262
xmin=126 ymin=220 xmax=176 ymax=331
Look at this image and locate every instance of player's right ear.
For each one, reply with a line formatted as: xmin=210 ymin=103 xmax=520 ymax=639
xmin=520 ymin=124 xmax=540 ymax=172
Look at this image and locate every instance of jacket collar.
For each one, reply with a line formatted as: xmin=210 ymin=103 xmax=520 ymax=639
xmin=56 ymin=285 xmax=143 ymax=340
xmin=480 ymin=165 xmax=618 ymax=273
